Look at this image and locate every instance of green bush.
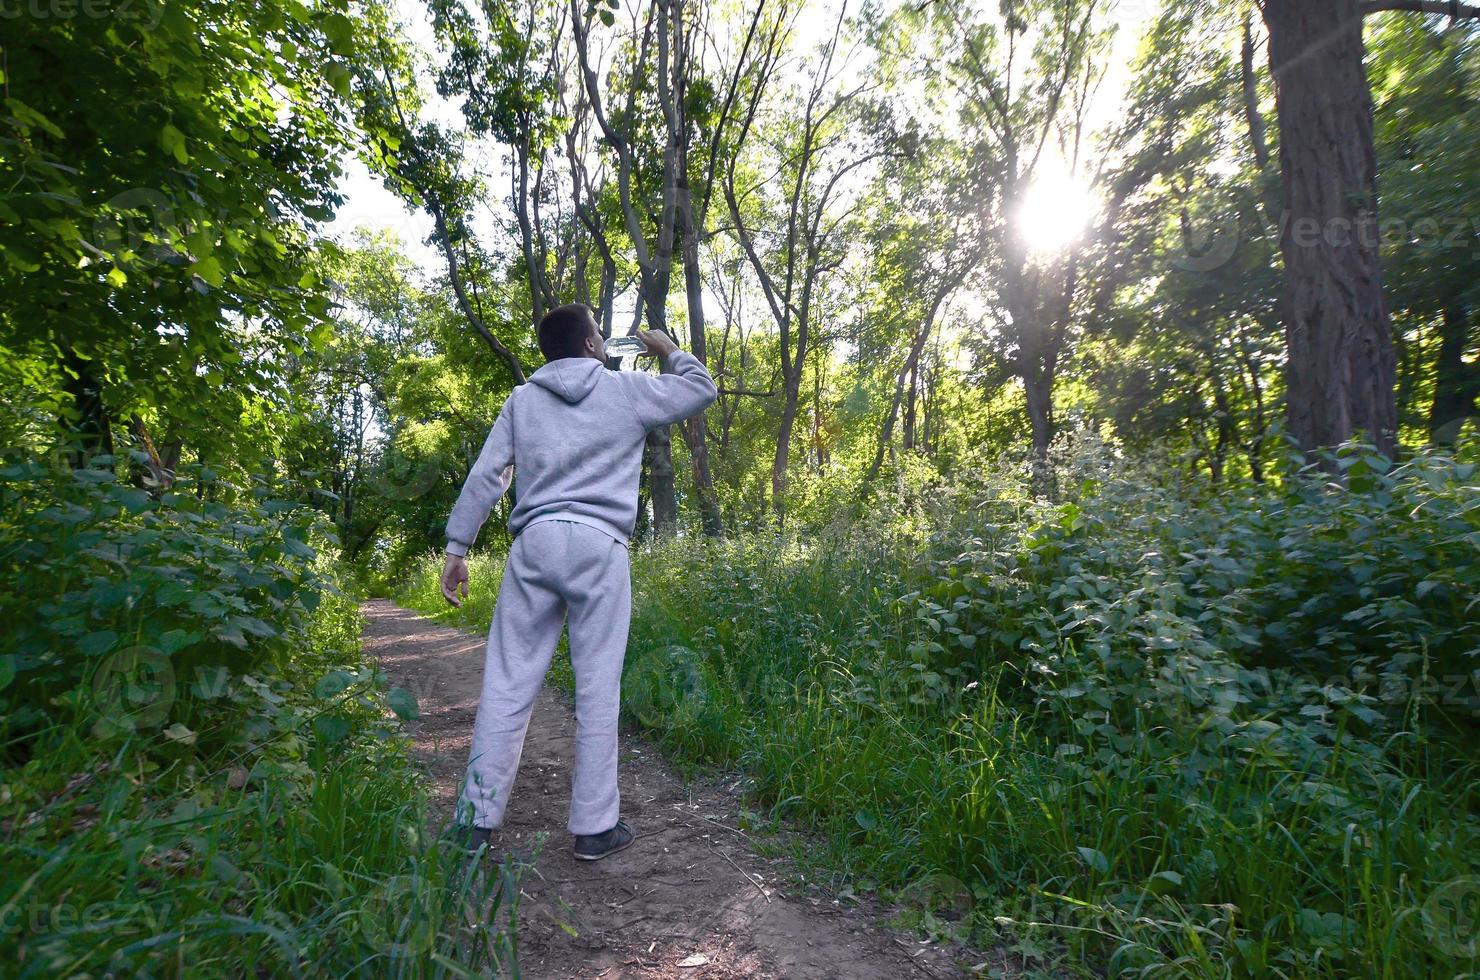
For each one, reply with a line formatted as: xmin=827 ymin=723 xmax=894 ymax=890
xmin=1 ymin=456 xmax=519 ymax=976
xmin=0 ymin=456 xmax=335 ymax=745
xmin=619 ymin=438 xmax=1480 ymax=977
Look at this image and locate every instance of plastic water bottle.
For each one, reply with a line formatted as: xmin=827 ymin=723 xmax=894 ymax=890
xmin=605 ymin=335 xmax=648 ymax=357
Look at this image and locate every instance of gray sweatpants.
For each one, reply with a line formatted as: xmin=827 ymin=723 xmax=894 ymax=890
xmin=458 ymin=519 xmax=630 ymax=835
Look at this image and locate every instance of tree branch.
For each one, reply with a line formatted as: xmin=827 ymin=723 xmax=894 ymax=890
xmin=429 ymin=197 xmax=527 ymax=385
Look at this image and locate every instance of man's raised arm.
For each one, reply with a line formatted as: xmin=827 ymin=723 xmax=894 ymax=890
xmin=621 ymin=329 xmax=719 ymax=429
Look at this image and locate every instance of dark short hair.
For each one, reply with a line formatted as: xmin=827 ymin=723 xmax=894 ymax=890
xmin=537 ymin=303 xmax=597 ymax=361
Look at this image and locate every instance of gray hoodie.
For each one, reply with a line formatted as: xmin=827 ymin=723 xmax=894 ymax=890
xmin=444 ymin=350 xmax=719 ymax=554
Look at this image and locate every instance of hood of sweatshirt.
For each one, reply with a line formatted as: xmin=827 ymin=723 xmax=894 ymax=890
xmin=527 ymin=357 xmax=604 ymax=404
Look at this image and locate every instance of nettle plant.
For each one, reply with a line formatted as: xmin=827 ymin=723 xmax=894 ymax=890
xmin=0 ymin=454 xmax=408 ymax=758
xmin=907 ymin=438 xmax=1480 ymax=738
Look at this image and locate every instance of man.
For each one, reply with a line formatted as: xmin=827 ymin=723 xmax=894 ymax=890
xmin=440 ymin=304 xmax=717 ymax=861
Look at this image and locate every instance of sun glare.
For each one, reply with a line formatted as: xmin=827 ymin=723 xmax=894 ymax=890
xmin=1014 ymin=164 xmax=1099 ymax=256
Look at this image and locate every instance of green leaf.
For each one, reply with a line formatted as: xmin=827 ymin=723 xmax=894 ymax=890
xmin=5 ymin=97 xmax=65 ymax=138
xmin=323 ymin=12 xmax=355 ymax=54
xmin=164 ymin=723 xmax=197 ymax=745
xmin=314 ymin=714 xmax=352 ymax=743
xmin=0 ymin=655 xmax=15 ymax=693
xmin=1145 ymin=870 xmax=1184 ymax=896
xmin=307 ymin=319 xmax=334 ymax=350
xmin=160 ymin=123 xmax=189 ymax=164
xmin=1076 ymin=846 xmax=1110 ymax=874
xmin=854 ymin=809 xmax=877 ymax=831
xmin=314 ymin=669 xmax=354 ymax=699
xmin=157 ymin=629 xmax=201 ymax=655
xmin=232 ymin=615 xmax=279 ymax=639
xmin=387 ymin=686 xmax=419 ymax=721
xmin=156 ymin=581 xmax=192 ymax=607
xmin=326 ymin=62 xmax=352 ymax=98
xmin=191 ymin=256 xmax=225 ymax=287
xmin=79 ymin=631 xmax=119 ymax=657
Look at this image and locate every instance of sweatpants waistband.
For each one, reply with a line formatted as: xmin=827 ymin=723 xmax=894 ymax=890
xmin=518 ymin=512 xmax=630 ymax=548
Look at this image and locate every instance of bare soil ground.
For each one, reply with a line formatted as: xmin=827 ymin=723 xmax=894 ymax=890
xmin=361 ymin=599 xmax=1004 ymax=979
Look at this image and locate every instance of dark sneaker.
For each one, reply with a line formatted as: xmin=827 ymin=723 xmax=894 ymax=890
xmin=445 ymin=823 xmax=493 ymax=854
xmin=572 ymin=819 xmax=634 ymax=861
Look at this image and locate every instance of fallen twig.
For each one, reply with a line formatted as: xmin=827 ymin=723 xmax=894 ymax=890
xmin=892 ymin=937 xmax=946 ymax=979
xmin=697 ymin=813 xmax=759 ymax=845
xmin=716 ymin=845 xmax=771 ymax=904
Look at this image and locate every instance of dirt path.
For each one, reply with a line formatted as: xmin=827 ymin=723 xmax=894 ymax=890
xmin=361 ymin=599 xmax=992 ymax=979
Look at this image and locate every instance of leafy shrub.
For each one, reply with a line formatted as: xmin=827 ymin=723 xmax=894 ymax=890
xmin=0 ymin=456 xmax=335 ymax=747
xmin=618 ymin=437 xmax=1480 ymax=976
xmin=0 ymin=455 xmax=518 ymax=975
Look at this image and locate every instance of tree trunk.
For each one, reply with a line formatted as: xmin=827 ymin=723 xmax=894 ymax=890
xmin=430 ymin=200 xmax=527 ymax=385
xmin=597 ymin=255 xmax=616 ymax=338
xmin=1241 ymin=15 xmax=1271 ymax=172
xmin=645 ymin=425 xmax=677 ymax=536
xmin=811 ymin=350 xmax=828 ymax=469
xmin=571 ymin=0 xmax=679 ymax=535
xmin=62 ymin=351 xmax=113 ymax=468
xmin=1024 ymin=369 xmax=1054 ymax=494
xmin=1429 ymin=304 xmax=1478 ymax=444
xmin=127 ymin=416 xmax=181 ymax=490
xmin=1263 ymin=0 xmax=1397 ymax=459
xmin=862 ymin=273 xmax=969 ymax=490
xmin=641 ymin=271 xmax=679 ymax=537
xmin=1235 ymin=323 xmax=1270 ymax=483
xmin=903 ymin=357 xmax=920 ymax=452
xmin=515 ymin=132 xmax=549 ymax=326
xmin=1206 ymin=346 xmax=1236 ymax=483
xmin=771 ymin=378 xmax=800 ymax=526
xmin=678 ymin=186 xmax=724 ymax=536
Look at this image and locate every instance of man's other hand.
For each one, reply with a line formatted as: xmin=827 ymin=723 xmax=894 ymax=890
xmin=637 ymin=329 xmax=679 ymax=359
xmin=441 ymin=554 xmax=470 ymax=607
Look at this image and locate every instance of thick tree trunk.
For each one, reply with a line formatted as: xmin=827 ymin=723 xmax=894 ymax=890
xmin=572 ymin=0 xmax=680 ymax=536
xmin=1263 ymin=0 xmax=1397 ymax=459
xmin=1429 ymin=304 xmax=1477 ymax=444
xmin=645 ymin=425 xmax=677 ymax=535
